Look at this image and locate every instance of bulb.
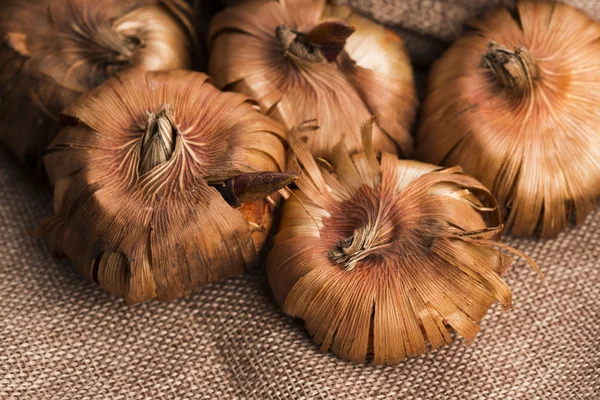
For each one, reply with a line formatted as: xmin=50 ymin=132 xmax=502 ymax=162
xmin=208 ymin=0 xmax=416 ymax=159
xmin=43 ymin=69 xmax=293 ymax=304
xmin=416 ymin=1 xmax=600 ymax=238
xmin=267 ymin=120 xmax=540 ymax=364
xmin=0 ymin=0 xmax=196 ymax=166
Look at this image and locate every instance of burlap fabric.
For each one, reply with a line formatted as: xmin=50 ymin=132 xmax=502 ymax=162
xmin=2 ymin=1 xmax=600 ymax=398
xmin=1 ymin=147 xmax=599 ymax=399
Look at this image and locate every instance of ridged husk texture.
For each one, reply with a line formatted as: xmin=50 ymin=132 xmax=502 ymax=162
xmin=416 ymin=1 xmax=600 ymax=238
xmin=43 ymin=69 xmax=287 ymax=304
xmin=0 ymin=0 xmax=195 ymax=166
xmin=267 ymin=121 xmax=540 ymax=364
xmin=209 ymin=0 xmax=416 ymax=159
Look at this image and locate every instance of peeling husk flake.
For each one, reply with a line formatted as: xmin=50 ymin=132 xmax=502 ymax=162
xmin=416 ymin=1 xmax=600 ymax=238
xmin=208 ymin=0 xmax=417 ymax=159
xmin=43 ymin=69 xmax=289 ymax=304
xmin=0 ymin=0 xmax=196 ymax=167
xmin=267 ymin=121 xmax=540 ymax=365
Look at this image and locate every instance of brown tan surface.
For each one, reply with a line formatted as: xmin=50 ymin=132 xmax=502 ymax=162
xmin=0 ymin=144 xmax=599 ymax=399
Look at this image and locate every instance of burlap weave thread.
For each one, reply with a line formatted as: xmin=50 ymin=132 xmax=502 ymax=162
xmin=2 ymin=0 xmax=600 ymax=397
xmin=0 ymin=146 xmax=598 ymax=398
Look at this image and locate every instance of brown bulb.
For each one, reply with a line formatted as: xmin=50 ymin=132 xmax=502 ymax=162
xmin=416 ymin=1 xmax=600 ymax=237
xmin=0 ymin=0 xmax=196 ymax=167
xmin=43 ymin=69 xmax=291 ymax=304
xmin=267 ymin=121 xmax=540 ymax=365
xmin=209 ymin=0 xmax=416 ymax=159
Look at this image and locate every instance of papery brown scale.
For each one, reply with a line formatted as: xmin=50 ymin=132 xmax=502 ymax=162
xmin=267 ymin=123 xmax=539 ymax=364
xmin=208 ymin=0 xmax=417 ymax=159
xmin=416 ymin=1 xmax=600 ymax=238
xmin=43 ymin=69 xmax=289 ymax=304
xmin=0 ymin=0 xmax=197 ymax=167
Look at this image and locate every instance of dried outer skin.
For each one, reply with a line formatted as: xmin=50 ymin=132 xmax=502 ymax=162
xmin=0 ymin=0 xmax=196 ymax=167
xmin=221 ymin=0 xmax=600 ymax=65
xmin=416 ymin=1 xmax=600 ymax=238
xmin=43 ymin=69 xmax=287 ymax=304
xmin=208 ymin=0 xmax=417 ymax=159
xmin=267 ymin=123 xmax=539 ymax=365
xmin=241 ymin=195 xmax=280 ymax=255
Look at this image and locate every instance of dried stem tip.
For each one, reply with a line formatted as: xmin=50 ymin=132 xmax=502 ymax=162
xmin=329 ymin=221 xmax=388 ymax=271
xmin=275 ymin=20 xmax=355 ymax=63
xmin=139 ymin=104 xmax=177 ymax=175
xmin=216 ymin=171 xmax=300 ymax=207
xmin=481 ymin=42 xmax=538 ymax=92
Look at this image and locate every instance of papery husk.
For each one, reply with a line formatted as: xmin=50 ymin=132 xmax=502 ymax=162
xmin=0 ymin=0 xmax=196 ymax=167
xmin=267 ymin=121 xmax=540 ymax=365
xmin=219 ymin=0 xmax=600 ymax=65
xmin=416 ymin=1 xmax=600 ymax=238
xmin=43 ymin=69 xmax=288 ymax=304
xmin=208 ymin=0 xmax=416 ymax=159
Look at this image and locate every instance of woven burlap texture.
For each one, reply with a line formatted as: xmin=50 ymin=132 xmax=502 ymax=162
xmin=1 ymin=141 xmax=599 ymax=400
